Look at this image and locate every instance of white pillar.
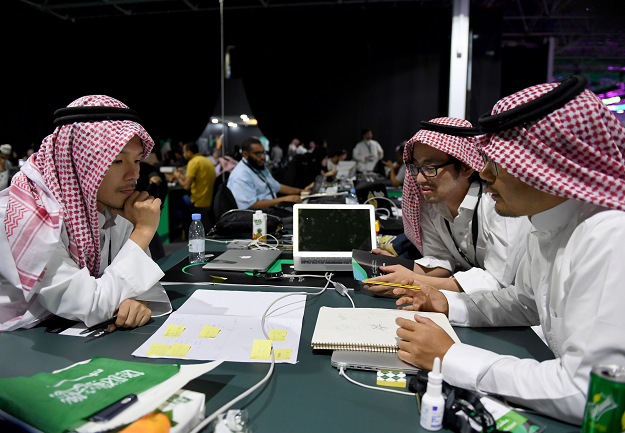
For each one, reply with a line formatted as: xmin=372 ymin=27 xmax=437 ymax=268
xmin=547 ymin=36 xmax=557 ymax=82
xmin=448 ymin=0 xmax=470 ymax=119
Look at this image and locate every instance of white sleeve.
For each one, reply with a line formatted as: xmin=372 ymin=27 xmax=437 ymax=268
xmin=374 ymin=141 xmax=384 ymax=159
xmin=454 ymin=197 xmax=531 ymax=294
xmin=352 ymin=143 xmax=366 ymax=163
xmin=444 ymin=254 xmax=540 ymax=328
xmin=414 ymin=203 xmax=455 ymax=273
xmin=441 ymin=343 xmax=586 ymax=425
xmin=35 ymin=238 xmax=168 ymax=327
xmin=442 ymin=213 xmax=625 ymax=425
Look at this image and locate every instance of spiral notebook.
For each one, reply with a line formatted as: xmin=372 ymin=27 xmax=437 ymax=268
xmin=311 ymin=307 xmax=460 ymax=352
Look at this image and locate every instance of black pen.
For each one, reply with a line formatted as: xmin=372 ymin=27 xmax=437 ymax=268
xmin=89 ymin=394 xmax=138 ymax=421
xmin=80 ymin=316 xmax=118 ymax=335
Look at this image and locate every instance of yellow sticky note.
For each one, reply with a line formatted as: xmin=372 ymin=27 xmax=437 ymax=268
xmin=146 ymin=343 xmax=171 ymax=357
xmin=167 ymin=343 xmax=191 ymax=357
xmin=250 ymin=339 xmax=272 ymax=360
xmin=268 ymin=329 xmax=287 ymax=341
xmin=274 ymin=348 xmax=292 ymax=360
xmin=163 ymin=324 xmax=185 ymax=337
xmin=199 ymin=325 xmax=221 ymax=339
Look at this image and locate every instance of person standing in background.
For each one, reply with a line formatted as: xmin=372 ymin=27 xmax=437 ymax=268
xmin=353 ymin=128 xmax=384 ymax=173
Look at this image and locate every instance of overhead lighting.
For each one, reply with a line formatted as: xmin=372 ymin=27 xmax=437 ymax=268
xmin=602 ymin=96 xmax=621 ymax=105
xmin=240 ymin=114 xmax=248 ymax=120
xmin=618 ymin=110 xmax=624 ymax=114
xmin=228 ymin=122 xmax=238 ymax=128
xmin=211 ymin=118 xmax=219 ymax=124
xmin=244 ymin=119 xmax=258 ymax=125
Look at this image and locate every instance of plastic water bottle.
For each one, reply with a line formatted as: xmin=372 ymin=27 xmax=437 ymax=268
xmin=346 ymin=188 xmax=359 ymax=204
xmin=339 ymin=174 xmax=347 ymax=190
xmin=188 ymin=213 xmax=205 ymax=264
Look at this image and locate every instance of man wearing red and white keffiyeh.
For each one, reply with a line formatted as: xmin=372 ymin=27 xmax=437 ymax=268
xmin=394 ymin=76 xmax=625 ymax=425
xmin=0 ymin=95 xmax=172 ymax=332
xmin=364 ymin=117 xmax=530 ymax=295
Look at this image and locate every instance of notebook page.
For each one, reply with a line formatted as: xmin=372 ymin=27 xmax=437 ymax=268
xmin=311 ymin=307 xmax=460 ymax=349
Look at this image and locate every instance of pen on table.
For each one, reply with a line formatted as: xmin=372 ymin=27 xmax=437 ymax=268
xmin=80 ymin=316 xmax=118 ymax=335
xmin=89 ymin=394 xmax=138 ymax=422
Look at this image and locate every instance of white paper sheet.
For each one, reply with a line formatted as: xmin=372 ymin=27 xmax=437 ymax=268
xmin=132 ymin=290 xmax=306 ymax=364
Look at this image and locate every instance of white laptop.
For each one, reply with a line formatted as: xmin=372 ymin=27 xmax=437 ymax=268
xmin=293 ymin=204 xmax=376 ymax=271
xmin=336 ymin=160 xmax=357 ymax=178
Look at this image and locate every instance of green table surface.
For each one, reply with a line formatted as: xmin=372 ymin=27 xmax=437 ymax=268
xmin=0 ymin=240 xmax=578 ymax=432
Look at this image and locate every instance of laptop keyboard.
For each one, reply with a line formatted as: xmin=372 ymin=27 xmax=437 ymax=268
xmin=300 ymin=257 xmax=352 ymax=265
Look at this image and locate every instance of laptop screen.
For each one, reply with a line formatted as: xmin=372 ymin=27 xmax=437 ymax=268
xmin=297 ymin=207 xmax=373 ymax=252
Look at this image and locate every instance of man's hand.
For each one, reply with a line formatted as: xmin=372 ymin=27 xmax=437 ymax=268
xmin=109 ymin=191 xmax=161 ymax=251
xmin=396 ymin=314 xmax=454 ymax=370
xmin=171 ymin=168 xmax=182 ymax=181
xmin=281 ymin=195 xmax=302 ymax=203
xmin=113 ymin=191 xmax=161 ymax=233
xmin=382 ymin=160 xmax=394 ymax=168
xmin=304 ymin=182 xmax=314 ymax=192
xmin=362 ymin=265 xmax=421 ymax=298
xmin=107 ymin=299 xmax=151 ymax=332
xmin=371 ymin=248 xmax=393 ymax=257
xmin=394 ymin=284 xmax=449 ymax=315
xmin=149 ymin=175 xmax=162 ymax=185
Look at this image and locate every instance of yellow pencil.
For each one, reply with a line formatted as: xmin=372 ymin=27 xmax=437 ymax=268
xmin=362 ymin=280 xmax=421 ymax=290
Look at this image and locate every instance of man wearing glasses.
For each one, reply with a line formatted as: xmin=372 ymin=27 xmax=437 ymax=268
xmin=228 ymin=137 xmax=309 ymax=209
xmin=393 ymin=76 xmax=625 ymax=424
xmin=365 ymin=117 xmax=530 ymax=295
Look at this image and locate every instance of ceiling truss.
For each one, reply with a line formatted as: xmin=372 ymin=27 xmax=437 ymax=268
xmin=18 ymin=0 xmax=625 ymax=75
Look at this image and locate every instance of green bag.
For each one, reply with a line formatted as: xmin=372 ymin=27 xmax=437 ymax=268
xmin=0 ymin=357 xmax=179 ymax=433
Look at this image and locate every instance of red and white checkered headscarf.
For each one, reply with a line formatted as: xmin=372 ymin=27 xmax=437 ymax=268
xmin=403 ymin=117 xmax=484 ymax=253
xmin=476 ymin=84 xmax=625 ymax=210
xmin=5 ymin=95 xmax=154 ymax=293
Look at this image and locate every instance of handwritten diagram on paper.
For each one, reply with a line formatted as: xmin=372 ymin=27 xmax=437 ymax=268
xmin=133 ymin=290 xmax=306 ymax=364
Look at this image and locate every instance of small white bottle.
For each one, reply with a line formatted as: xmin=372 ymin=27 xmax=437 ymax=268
xmin=420 ymin=357 xmax=445 ymax=431
xmin=252 ymin=210 xmax=267 ymax=242
xmin=346 ymin=188 xmax=359 ymax=204
xmin=188 ymin=213 xmax=205 ymax=264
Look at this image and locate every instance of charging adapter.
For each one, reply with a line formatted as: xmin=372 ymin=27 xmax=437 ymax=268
xmin=227 ymin=240 xmax=252 ymax=250
xmin=332 ymin=282 xmax=349 ymax=297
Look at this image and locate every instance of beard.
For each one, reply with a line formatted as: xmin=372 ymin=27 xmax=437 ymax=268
xmin=493 ymin=207 xmax=521 ymax=218
xmin=247 ymin=157 xmax=264 ymax=170
xmin=488 ymin=188 xmax=521 ymax=218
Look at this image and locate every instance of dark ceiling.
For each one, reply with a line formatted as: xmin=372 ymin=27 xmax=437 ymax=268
xmin=18 ymin=0 xmax=625 ymax=76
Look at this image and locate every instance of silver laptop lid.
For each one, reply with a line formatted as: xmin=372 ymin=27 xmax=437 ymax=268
xmin=293 ymin=204 xmax=376 ymax=268
xmin=202 ymin=249 xmax=282 ymax=272
xmin=331 ymin=350 xmax=421 ymax=375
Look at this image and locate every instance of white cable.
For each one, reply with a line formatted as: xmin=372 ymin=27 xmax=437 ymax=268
xmin=339 ymin=366 xmax=414 ymax=396
xmin=285 ymin=273 xmax=334 ymax=279
xmin=190 ymin=273 xmax=333 ymax=433
xmin=205 ymin=238 xmax=250 ymax=243
xmin=375 ymin=207 xmax=391 ymax=218
xmin=345 ymin=291 xmax=355 ymax=308
xmin=364 ymin=196 xmax=400 ymax=215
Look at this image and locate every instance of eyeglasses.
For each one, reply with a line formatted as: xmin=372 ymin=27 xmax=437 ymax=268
xmin=250 ymin=150 xmax=267 ymax=157
xmin=406 ymin=160 xmax=454 ymax=178
xmin=480 ymin=152 xmax=499 ymax=176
